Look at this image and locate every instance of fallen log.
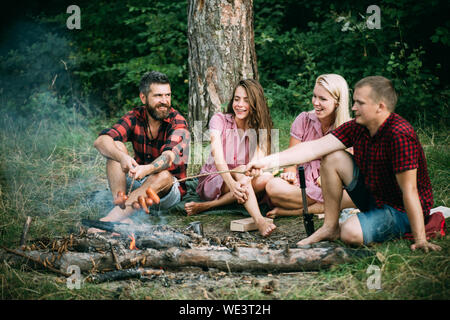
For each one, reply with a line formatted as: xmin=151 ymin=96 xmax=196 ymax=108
xmin=87 ymin=268 xmax=164 ymax=283
xmin=1 ymin=246 xmax=70 ymax=277
xmin=81 ymin=219 xmax=191 ymax=249
xmin=0 ymin=244 xmax=372 ymax=274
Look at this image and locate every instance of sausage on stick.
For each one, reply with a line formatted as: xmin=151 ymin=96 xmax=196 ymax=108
xmin=138 ymin=195 xmax=149 ymax=214
xmin=145 ymin=187 xmax=160 ymax=205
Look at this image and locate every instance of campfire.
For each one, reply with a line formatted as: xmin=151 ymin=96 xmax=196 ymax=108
xmin=128 ymin=233 xmax=138 ymax=250
xmin=0 ymin=217 xmax=373 ymax=284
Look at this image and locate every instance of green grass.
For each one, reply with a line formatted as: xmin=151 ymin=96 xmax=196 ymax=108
xmin=0 ymin=109 xmax=449 ymax=300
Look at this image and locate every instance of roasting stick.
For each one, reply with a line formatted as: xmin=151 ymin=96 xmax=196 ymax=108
xmin=176 ymin=164 xmax=294 ymax=183
xmin=127 ymin=175 xmax=135 ymax=198
xmin=120 ymin=164 xmax=294 ymax=209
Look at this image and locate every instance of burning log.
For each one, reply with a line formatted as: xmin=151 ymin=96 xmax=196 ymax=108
xmin=0 ymin=221 xmax=373 ymax=280
xmin=0 ymin=243 xmax=372 ymax=275
xmin=87 ymin=268 xmax=164 ymax=283
xmin=81 ymin=219 xmax=191 ymax=249
xmin=110 ymin=243 xmax=122 ymax=270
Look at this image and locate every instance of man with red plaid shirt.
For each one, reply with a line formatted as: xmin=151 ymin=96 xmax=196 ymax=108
xmin=91 ymin=71 xmax=190 ymax=228
xmin=247 ymin=76 xmax=441 ymax=252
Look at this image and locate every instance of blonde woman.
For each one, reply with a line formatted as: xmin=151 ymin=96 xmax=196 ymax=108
xmin=265 ymin=74 xmax=354 ymax=218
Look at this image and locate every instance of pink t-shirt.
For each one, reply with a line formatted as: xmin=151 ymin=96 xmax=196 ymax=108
xmin=196 ymin=113 xmax=257 ymax=200
xmin=290 ymin=111 xmax=332 ymax=203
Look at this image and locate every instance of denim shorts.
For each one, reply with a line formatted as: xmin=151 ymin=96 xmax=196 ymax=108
xmin=344 ymin=160 xmax=411 ymax=245
xmin=126 ymin=175 xmax=181 ymax=213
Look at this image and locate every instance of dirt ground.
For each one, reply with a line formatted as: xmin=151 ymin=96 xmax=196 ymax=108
xmin=71 ymin=188 xmax=348 ymax=299
xmin=80 ymin=213 xmax=336 ymax=300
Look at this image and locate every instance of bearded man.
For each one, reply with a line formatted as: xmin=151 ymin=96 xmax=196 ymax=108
xmin=91 ymin=71 xmax=190 ymax=228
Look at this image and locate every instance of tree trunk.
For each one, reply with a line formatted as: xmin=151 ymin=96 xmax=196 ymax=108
xmin=187 ymin=0 xmax=258 ymax=130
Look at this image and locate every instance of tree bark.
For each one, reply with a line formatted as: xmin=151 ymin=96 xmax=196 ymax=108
xmin=0 ymin=245 xmax=372 ymax=274
xmin=187 ymin=0 xmax=258 ymax=130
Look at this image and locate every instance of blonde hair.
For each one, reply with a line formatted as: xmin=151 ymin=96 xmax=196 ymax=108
xmin=315 ymin=74 xmax=351 ymax=129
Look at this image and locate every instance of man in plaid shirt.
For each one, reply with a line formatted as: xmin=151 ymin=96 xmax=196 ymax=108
xmin=247 ymin=76 xmax=441 ymax=252
xmin=92 ymin=71 xmax=190 ymax=227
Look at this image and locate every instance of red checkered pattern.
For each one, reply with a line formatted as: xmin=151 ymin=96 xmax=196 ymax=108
xmin=100 ymin=106 xmax=190 ymax=197
xmin=332 ymin=113 xmax=433 ymax=216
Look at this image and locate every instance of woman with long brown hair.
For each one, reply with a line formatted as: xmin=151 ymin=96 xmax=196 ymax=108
xmin=184 ymin=79 xmax=276 ymax=237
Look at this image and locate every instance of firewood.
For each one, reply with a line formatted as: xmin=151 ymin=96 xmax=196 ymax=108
xmin=87 ymin=268 xmax=164 ymax=283
xmin=87 ymin=269 xmax=141 ymax=283
xmin=19 ymin=216 xmax=32 ymax=248
xmin=0 ymin=246 xmax=70 ymax=277
xmin=110 ymin=244 xmax=122 ymax=270
xmin=1 ymin=243 xmax=373 ymax=275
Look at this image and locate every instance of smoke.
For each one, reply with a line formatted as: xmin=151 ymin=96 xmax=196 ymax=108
xmin=0 ymin=18 xmax=107 ymax=235
xmin=0 ymin=17 xmax=169 ymax=232
xmin=90 ymin=189 xmax=168 ymax=226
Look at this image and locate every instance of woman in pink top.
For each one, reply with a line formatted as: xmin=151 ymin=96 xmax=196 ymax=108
xmin=265 ymin=74 xmax=354 ymax=218
xmin=184 ymin=79 xmax=276 ymax=236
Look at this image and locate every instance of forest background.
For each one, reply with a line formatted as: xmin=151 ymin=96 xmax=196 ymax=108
xmin=0 ymin=0 xmax=448 ymax=300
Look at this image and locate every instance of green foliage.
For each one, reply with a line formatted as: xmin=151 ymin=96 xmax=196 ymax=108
xmin=56 ymin=0 xmax=188 ymax=117
xmin=1 ymin=0 xmax=447 ymax=125
xmin=0 ymin=31 xmax=75 ymax=114
xmin=254 ymin=0 xmax=449 ymax=125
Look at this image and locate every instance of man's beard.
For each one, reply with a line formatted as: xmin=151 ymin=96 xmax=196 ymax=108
xmin=147 ymin=102 xmax=170 ymax=120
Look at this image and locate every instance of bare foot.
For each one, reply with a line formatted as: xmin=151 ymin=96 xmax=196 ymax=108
xmin=256 ymin=219 xmax=277 ymax=237
xmin=266 ymin=208 xmax=278 ymax=219
xmin=185 ymin=201 xmax=210 ymax=216
xmin=266 ymin=207 xmax=302 ymax=218
xmin=296 ymin=225 xmax=339 ymax=247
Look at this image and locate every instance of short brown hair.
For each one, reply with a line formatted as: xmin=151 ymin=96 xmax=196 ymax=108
xmin=355 ymin=76 xmax=398 ymax=112
xmin=139 ymin=71 xmax=170 ymax=96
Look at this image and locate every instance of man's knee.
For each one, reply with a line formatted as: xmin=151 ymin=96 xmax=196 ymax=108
xmin=154 ymin=170 xmax=173 ymax=184
xmin=322 ymin=150 xmax=354 ymax=186
xmin=340 ymin=216 xmax=363 ymax=246
xmin=322 ymin=150 xmax=351 ymax=168
xmin=106 ymin=141 xmax=128 ymax=168
xmin=154 ymin=170 xmax=174 ymax=192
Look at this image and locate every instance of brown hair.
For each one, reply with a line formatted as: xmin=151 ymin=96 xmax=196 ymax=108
xmin=354 ymin=76 xmax=398 ymax=112
xmin=226 ymin=79 xmax=273 ymax=155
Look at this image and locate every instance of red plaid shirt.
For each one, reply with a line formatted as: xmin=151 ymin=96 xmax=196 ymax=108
xmin=331 ymin=113 xmax=433 ymax=216
xmin=100 ymin=106 xmax=190 ymax=197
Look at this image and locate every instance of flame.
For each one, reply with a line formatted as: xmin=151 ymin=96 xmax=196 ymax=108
xmin=128 ymin=233 xmax=138 ymax=250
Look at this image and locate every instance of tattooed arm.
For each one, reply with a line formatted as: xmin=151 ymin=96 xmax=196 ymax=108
xmin=129 ymin=151 xmax=175 ymax=180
